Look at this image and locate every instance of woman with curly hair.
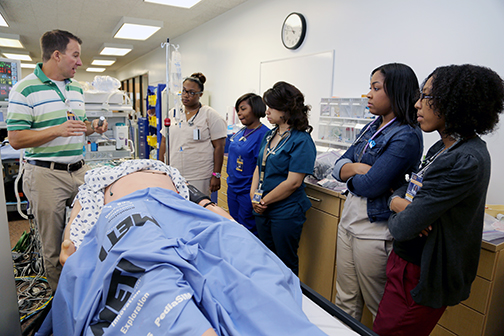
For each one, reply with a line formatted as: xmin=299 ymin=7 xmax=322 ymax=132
xmin=250 ymin=81 xmax=316 ymax=275
xmin=373 ymin=64 xmax=504 ymax=336
xmin=331 ymin=63 xmax=423 ymax=322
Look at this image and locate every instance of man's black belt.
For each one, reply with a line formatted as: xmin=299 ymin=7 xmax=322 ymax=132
xmin=27 ymin=159 xmax=85 ymax=172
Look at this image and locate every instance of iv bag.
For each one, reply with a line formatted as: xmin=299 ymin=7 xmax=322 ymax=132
xmin=169 ymin=50 xmax=182 ymax=94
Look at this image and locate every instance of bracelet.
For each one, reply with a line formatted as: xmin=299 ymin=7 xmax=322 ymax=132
xmin=203 ymin=201 xmax=215 ymax=208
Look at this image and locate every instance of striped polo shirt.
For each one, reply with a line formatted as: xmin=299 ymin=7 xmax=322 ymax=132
xmin=6 ymin=63 xmax=87 ymax=163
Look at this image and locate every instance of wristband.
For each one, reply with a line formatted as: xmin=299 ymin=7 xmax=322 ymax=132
xmin=203 ymin=201 xmax=215 ymax=208
xmin=212 ymin=172 xmax=221 ymax=178
xmin=187 ymin=183 xmax=211 ymax=204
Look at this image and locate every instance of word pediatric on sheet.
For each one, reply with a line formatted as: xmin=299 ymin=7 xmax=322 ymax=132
xmin=154 ymin=293 xmax=192 ymax=327
xmin=90 ymin=258 xmax=146 ymax=335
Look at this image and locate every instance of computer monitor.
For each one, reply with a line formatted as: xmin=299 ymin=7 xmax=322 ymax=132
xmin=0 ymin=57 xmax=22 ymax=104
xmin=0 ymin=58 xmax=21 ymax=127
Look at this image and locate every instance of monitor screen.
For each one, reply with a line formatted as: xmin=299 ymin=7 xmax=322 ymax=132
xmin=0 ymin=58 xmax=22 ymax=103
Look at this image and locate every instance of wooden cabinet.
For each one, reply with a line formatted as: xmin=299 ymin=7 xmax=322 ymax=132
xmin=431 ymin=239 xmax=504 ymax=336
xmin=298 ymin=187 xmax=504 ymax=336
xmin=298 ymin=183 xmax=344 ymax=302
xmin=217 ymin=156 xmax=229 ymax=212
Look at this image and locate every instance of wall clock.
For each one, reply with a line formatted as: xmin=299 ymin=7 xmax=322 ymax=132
xmin=281 ymin=12 xmax=307 ymax=50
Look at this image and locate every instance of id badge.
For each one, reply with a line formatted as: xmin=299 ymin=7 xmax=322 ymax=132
xmin=236 ymin=156 xmax=244 ymax=172
xmin=405 ymin=173 xmax=423 ymax=202
xmin=193 ymin=128 xmax=201 ymax=140
xmin=251 ymin=189 xmax=263 ymax=204
xmin=67 ymin=110 xmax=78 ymax=120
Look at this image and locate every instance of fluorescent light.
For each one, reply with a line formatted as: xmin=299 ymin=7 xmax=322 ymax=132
xmin=21 ymin=63 xmax=37 ymax=69
xmin=99 ymin=43 xmax=133 ymax=56
xmin=91 ymin=57 xmax=116 ymax=66
xmin=2 ymin=52 xmax=32 ymax=61
xmin=0 ymin=12 xmax=8 ymax=27
xmin=144 ymin=0 xmax=202 ymax=8
xmin=0 ymin=33 xmax=23 ymax=48
xmin=86 ymin=67 xmax=106 ymax=73
xmin=113 ymin=17 xmax=163 ymax=41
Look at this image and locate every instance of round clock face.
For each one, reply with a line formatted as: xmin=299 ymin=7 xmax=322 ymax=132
xmin=281 ymin=12 xmax=306 ymax=50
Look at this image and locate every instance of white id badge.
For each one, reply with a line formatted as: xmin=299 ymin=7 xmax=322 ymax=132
xmin=405 ymin=173 xmax=423 ymax=202
xmin=193 ymin=128 xmax=201 ymax=140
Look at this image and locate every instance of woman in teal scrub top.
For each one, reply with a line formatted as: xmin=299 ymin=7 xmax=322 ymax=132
xmin=250 ymin=81 xmax=316 ymax=275
xmin=227 ymin=93 xmax=269 ymax=234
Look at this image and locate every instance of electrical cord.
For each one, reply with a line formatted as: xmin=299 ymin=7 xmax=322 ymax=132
xmin=12 ymin=216 xmax=53 ymax=332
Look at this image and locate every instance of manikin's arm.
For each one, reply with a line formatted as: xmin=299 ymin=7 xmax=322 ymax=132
xmin=59 ymin=201 xmax=81 ymax=266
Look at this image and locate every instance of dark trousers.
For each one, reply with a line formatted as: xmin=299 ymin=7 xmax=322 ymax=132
xmin=373 ymin=250 xmax=446 ymax=336
xmin=254 ymin=209 xmax=305 ymax=275
xmin=227 ymin=188 xmax=257 ymax=235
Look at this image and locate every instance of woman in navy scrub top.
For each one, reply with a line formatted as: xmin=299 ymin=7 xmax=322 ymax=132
xmin=227 ymin=93 xmax=269 ymax=234
xmin=250 ymin=81 xmax=316 ymax=275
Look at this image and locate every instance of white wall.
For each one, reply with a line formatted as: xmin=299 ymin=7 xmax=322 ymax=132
xmin=116 ymin=0 xmax=504 ymax=204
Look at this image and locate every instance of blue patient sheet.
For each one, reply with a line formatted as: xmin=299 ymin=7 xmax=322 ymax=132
xmin=39 ymin=188 xmax=326 ymax=335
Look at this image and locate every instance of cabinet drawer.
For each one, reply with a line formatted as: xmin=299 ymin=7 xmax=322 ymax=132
xmin=217 ymin=197 xmax=228 ymax=211
xmin=431 ymin=324 xmax=457 ymax=336
xmin=298 ymin=207 xmax=338 ymax=301
xmin=305 ymin=187 xmax=341 ymax=217
xmin=461 ymin=276 xmax=491 ymax=314
xmin=220 ymin=177 xmax=228 ymax=191
xmin=438 ymin=303 xmax=485 ymax=336
xmin=477 ymin=249 xmax=497 ymax=280
xmin=218 ymin=190 xmax=227 ymax=204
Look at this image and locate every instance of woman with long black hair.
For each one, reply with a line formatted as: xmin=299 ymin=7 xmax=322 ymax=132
xmin=250 ymin=81 xmax=316 ymax=275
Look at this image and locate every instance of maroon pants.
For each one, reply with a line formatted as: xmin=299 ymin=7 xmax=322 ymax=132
xmin=373 ymin=250 xmax=446 ymax=336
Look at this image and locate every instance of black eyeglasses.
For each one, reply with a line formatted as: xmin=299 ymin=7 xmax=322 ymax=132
xmin=419 ymin=92 xmax=434 ymax=101
xmin=182 ymin=88 xmax=202 ymax=96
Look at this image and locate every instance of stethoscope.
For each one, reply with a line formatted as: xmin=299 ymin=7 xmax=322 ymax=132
xmin=229 ymin=124 xmax=262 ymax=142
xmin=265 ymin=128 xmax=291 ymax=155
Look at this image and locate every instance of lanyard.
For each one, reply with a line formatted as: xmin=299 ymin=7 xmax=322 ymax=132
xmin=357 ymin=117 xmax=396 ymax=162
xmin=187 ymin=104 xmax=201 ymax=126
xmin=230 ymin=124 xmax=262 ymax=142
xmin=258 ymin=128 xmax=290 ymax=189
xmin=417 ymin=139 xmax=461 ymax=177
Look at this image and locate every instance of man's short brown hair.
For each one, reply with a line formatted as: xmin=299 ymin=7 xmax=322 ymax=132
xmin=40 ymin=30 xmax=82 ymax=62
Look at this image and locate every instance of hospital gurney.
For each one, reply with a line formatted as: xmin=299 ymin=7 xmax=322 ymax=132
xmin=302 ymin=282 xmax=377 ymax=336
xmin=37 ymin=160 xmax=377 ymax=336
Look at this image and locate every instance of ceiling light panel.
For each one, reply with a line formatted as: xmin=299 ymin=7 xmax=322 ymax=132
xmin=2 ymin=52 xmax=32 ymax=61
xmin=99 ymin=44 xmax=133 ymax=56
xmin=86 ymin=67 xmax=106 ymax=73
xmin=144 ymin=0 xmax=202 ymax=8
xmin=91 ymin=58 xmax=116 ymax=66
xmin=0 ymin=33 xmax=23 ymax=48
xmin=0 ymin=12 xmax=8 ymax=27
xmin=113 ymin=17 xmax=163 ymax=41
xmin=21 ymin=63 xmax=37 ymax=69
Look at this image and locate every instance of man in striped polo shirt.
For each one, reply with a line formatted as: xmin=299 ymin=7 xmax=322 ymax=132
xmin=6 ymin=30 xmax=108 ymax=293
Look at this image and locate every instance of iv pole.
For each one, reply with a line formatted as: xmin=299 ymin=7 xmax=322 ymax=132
xmin=161 ymin=38 xmax=180 ymax=166
xmin=161 ymin=38 xmax=171 ymax=165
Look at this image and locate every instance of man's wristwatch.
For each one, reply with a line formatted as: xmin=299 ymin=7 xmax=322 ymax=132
xmin=212 ymin=172 xmax=221 ymax=178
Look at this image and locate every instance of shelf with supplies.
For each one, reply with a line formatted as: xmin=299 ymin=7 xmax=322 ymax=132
xmin=84 ymin=93 xmax=134 ymax=162
xmin=318 ymin=97 xmax=375 ymax=148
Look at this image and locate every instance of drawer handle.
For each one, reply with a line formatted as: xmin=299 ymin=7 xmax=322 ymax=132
xmin=307 ymin=195 xmax=322 ymax=202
